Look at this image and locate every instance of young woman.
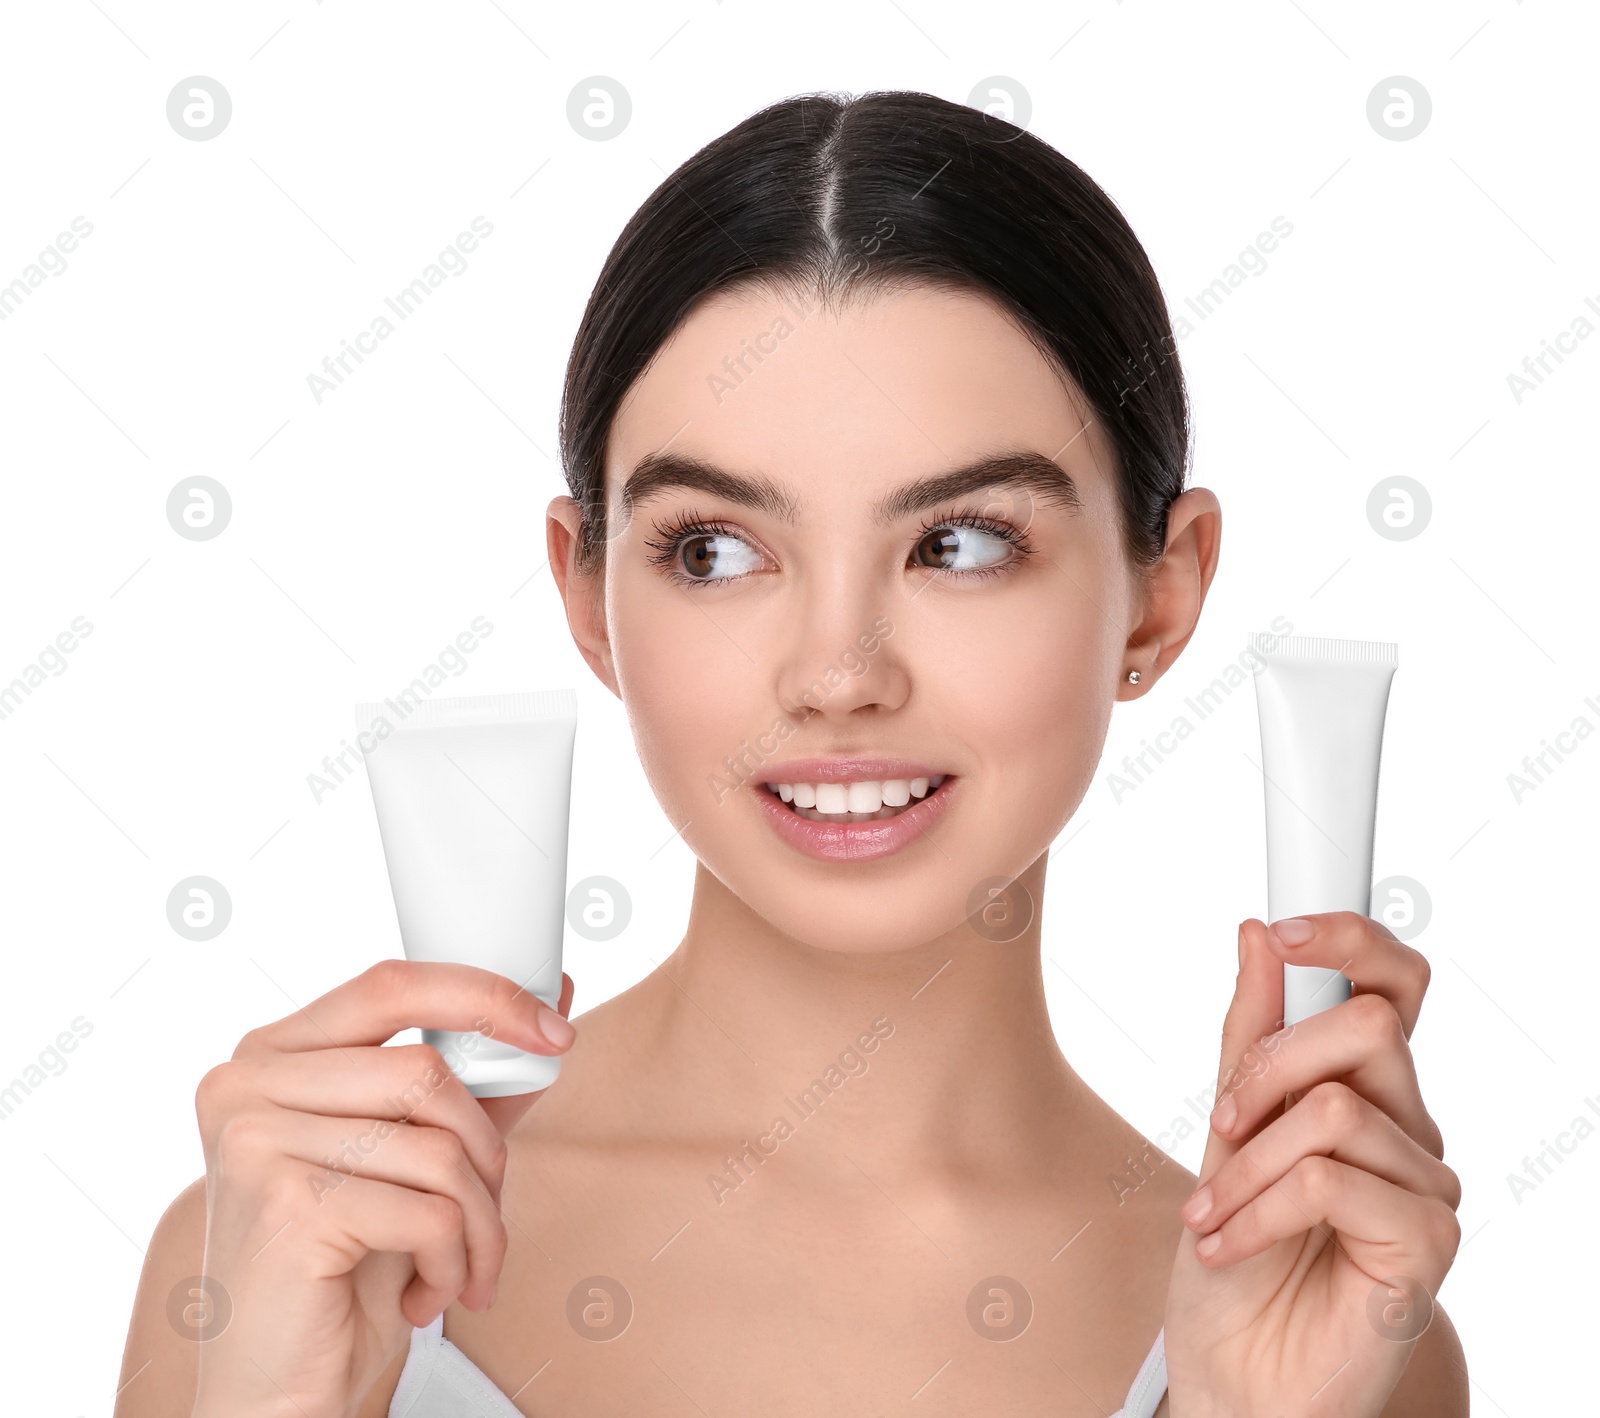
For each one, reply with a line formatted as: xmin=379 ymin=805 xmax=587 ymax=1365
xmin=117 ymin=89 xmax=1466 ymax=1417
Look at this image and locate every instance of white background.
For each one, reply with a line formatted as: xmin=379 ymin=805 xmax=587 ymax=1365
xmin=2 ymin=1 xmax=1594 ymax=1412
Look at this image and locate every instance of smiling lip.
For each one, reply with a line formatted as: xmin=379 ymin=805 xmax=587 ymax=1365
xmin=758 ymin=756 xmax=948 ymax=784
xmin=753 ymin=759 xmax=957 ymax=864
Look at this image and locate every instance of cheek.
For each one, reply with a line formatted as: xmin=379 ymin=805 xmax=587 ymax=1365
xmin=933 ymin=584 xmax=1119 ymax=826
xmin=608 ymin=578 xmax=772 ymax=816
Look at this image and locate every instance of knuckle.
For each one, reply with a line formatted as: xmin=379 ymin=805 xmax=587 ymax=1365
xmin=1330 ymin=909 xmax=1367 ymax=939
xmin=264 ymin=1162 xmax=317 ymax=1217
xmin=419 ymin=1124 xmax=468 ymax=1173
xmin=418 ymin=1190 xmax=465 ymax=1240
xmin=1293 ymin=1153 xmax=1341 ymax=1206
xmin=1439 ymin=1162 xmax=1463 ymax=1211
xmin=390 ymin=1041 xmax=448 ymax=1084
xmin=1411 ymin=947 xmax=1432 ymax=995
xmin=194 ymin=1063 xmax=237 ymax=1125
xmin=1308 ymin=1080 xmax=1362 ymax=1134
xmin=231 ymin=1025 xmax=272 ymax=1060
xmin=215 ymin=1108 xmax=276 ymax=1164
xmin=1430 ymin=1197 xmax=1462 ymax=1253
xmin=364 ymin=957 xmax=412 ymax=996
xmin=482 ymin=1215 xmax=510 ymax=1269
xmin=1347 ymin=991 xmax=1403 ymax=1048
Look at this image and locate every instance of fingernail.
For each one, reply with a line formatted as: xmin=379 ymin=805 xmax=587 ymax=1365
xmin=1196 ymin=1231 xmax=1222 ymax=1258
xmin=1210 ymin=1094 xmax=1237 ymax=1133
xmin=538 ymin=1005 xmax=576 ymax=1048
xmin=1182 ymin=1185 xmax=1212 ymax=1227
xmin=1271 ymin=917 xmax=1314 ymax=948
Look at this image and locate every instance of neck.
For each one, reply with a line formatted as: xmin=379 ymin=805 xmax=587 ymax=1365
xmin=638 ymin=856 xmax=1097 ymax=1186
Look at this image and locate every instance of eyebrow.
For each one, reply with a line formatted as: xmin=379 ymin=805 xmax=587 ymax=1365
xmin=620 ymin=448 xmax=1081 ymax=527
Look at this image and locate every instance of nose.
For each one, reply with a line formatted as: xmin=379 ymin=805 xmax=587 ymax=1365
xmin=775 ymin=576 xmax=908 ymax=721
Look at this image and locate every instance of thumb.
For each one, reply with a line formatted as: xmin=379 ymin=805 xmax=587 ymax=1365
xmin=1193 ymin=919 xmax=1285 ymax=1188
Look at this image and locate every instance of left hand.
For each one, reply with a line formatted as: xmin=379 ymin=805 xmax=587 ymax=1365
xmin=1161 ymin=913 xmax=1462 ymax=1415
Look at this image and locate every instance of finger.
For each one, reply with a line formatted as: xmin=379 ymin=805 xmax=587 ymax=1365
xmin=206 ymin=1045 xmax=513 ymax=1201
xmin=1194 ymin=919 xmax=1287 ymax=1187
xmin=1266 ymin=910 xmax=1431 ymax=1037
xmin=1191 ymin=1154 xmax=1462 ymax=1295
xmin=238 ymin=959 xmax=570 ymax=1057
xmin=1208 ymin=992 xmax=1442 ymax=1157
xmin=222 ymin=1105 xmax=508 ymax=1310
xmin=310 ymin=1173 xmax=473 ymax=1326
xmin=1183 ymin=1081 xmax=1461 ymax=1240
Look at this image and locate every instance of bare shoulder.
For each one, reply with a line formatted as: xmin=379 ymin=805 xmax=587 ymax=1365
xmin=1381 ymin=1300 xmax=1469 ymax=1416
xmin=113 ymin=1175 xmax=208 ymax=1417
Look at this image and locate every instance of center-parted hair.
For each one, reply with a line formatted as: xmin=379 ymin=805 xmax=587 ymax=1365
xmin=559 ymin=88 xmax=1190 ymax=574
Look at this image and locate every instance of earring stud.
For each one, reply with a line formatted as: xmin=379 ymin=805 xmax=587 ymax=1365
xmin=1126 ymin=668 xmax=1141 ymax=685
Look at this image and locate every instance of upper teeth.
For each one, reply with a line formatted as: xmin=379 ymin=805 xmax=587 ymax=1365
xmin=772 ymin=775 xmax=946 ymax=813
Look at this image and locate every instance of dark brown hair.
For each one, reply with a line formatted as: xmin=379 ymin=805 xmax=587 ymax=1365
xmin=559 ymin=88 xmax=1190 ymax=573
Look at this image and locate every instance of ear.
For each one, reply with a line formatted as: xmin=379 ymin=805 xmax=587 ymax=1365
xmin=1117 ymin=487 xmax=1222 ymax=701
xmin=547 ymin=495 xmax=621 ymax=698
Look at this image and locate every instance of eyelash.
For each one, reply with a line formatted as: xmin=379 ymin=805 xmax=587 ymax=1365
xmin=642 ymin=507 xmax=1036 ymax=588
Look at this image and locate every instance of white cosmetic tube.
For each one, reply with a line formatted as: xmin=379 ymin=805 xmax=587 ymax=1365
xmin=356 ymin=688 xmax=578 ymax=1096
xmin=1249 ymin=634 xmax=1397 ymax=1025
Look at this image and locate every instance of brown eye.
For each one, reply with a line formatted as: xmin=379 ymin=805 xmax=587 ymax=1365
xmin=676 ymin=530 xmax=762 ymax=581
xmin=912 ymin=522 xmax=1014 ymax=573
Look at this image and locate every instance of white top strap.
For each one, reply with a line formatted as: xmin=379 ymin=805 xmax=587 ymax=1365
xmin=1111 ymin=1326 xmax=1167 ymax=1418
xmin=389 ymin=1313 xmax=525 ymax=1417
xmin=391 ymin=1317 xmax=1167 ymax=1417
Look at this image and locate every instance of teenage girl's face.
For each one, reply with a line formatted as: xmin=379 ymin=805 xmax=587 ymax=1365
xmin=550 ymin=283 xmax=1215 ymax=954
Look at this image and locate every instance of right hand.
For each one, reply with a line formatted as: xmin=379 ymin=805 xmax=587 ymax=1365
xmin=188 ymin=959 xmax=576 ymax=1418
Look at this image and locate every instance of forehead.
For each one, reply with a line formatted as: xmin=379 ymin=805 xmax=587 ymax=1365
xmin=605 ymin=282 xmax=1114 ymax=502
